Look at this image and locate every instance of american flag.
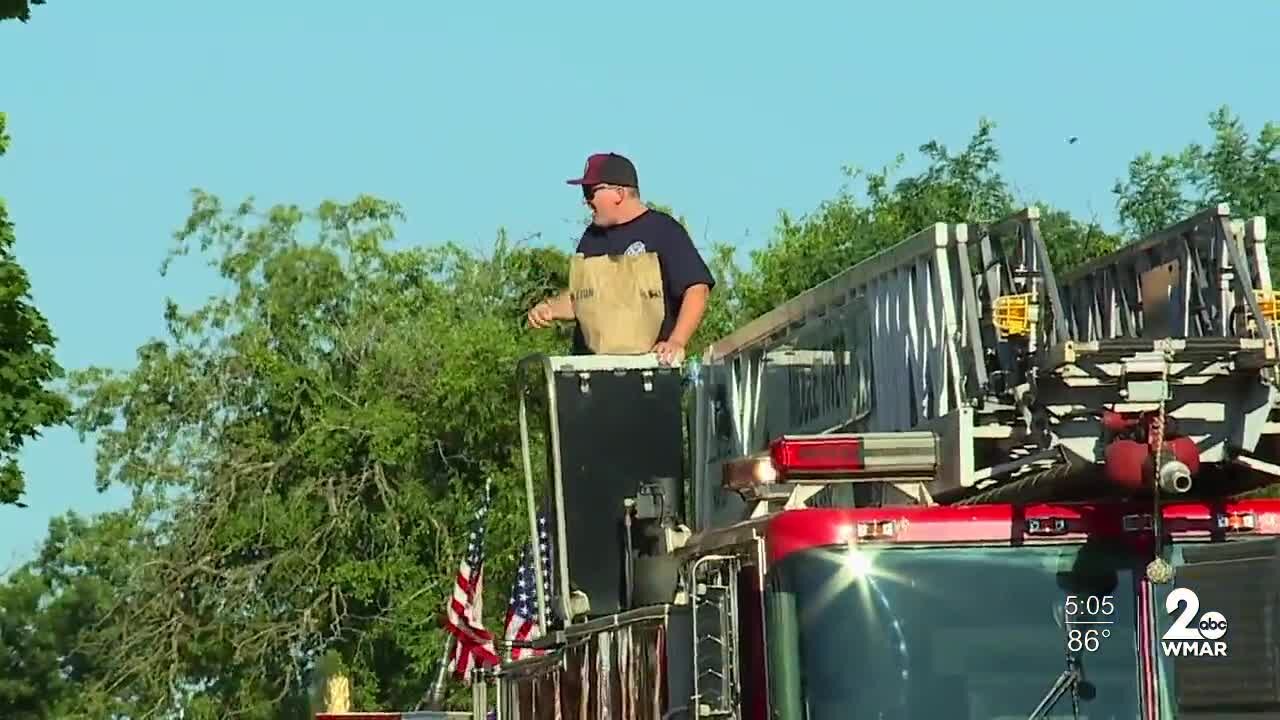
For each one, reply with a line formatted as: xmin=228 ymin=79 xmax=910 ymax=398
xmin=442 ymin=479 xmax=501 ymax=681
xmin=503 ymin=512 xmax=554 ymax=660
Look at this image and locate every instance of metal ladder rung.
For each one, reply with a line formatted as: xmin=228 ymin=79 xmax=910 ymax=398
xmin=690 ymin=555 xmax=741 ymax=719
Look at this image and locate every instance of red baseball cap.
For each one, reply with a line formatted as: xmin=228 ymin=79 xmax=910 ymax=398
xmin=566 ymin=152 xmax=639 ymax=187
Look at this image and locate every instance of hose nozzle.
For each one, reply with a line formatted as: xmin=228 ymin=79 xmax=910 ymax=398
xmin=1158 ymin=460 xmax=1193 ymax=494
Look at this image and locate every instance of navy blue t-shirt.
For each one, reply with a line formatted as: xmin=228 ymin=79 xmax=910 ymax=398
xmin=572 ymin=209 xmax=716 ymax=354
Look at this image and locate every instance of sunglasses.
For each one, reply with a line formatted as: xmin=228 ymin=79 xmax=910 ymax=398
xmin=583 ymin=184 xmax=614 ymax=201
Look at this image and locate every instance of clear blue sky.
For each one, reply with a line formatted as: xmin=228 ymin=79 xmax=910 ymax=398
xmin=2 ymin=1 xmax=1278 ymax=569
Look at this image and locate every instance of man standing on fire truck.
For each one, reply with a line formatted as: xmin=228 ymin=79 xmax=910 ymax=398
xmin=526 ymin=152 xmax=715 ymax=366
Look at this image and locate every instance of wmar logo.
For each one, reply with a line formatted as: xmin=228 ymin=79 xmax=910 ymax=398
xmin=1161 ymin=587 xmax=1228 ymax=657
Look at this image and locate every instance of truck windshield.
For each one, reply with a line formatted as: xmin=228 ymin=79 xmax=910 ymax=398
xmin=764 ymin=541 xmax=1142 ymax=720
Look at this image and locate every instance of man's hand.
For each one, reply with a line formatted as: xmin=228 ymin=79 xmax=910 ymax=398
xmin=528 ymin=292 xmax=573 ymax=329
xmin=527 ymin=300 xmax=557 ymax=329
xmin=652 ymin=339 xmax=686 ymax=367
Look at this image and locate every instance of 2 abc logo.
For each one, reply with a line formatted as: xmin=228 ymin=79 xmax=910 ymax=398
xmin=1162 ymin=587 xmax=1227 ymax=642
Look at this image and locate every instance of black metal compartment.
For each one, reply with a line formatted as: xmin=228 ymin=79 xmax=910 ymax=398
xmin=518 ymin=354 xmax=688 ymax=625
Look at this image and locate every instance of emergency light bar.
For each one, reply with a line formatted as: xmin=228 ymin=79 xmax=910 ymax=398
xmin=723 ymin=431 xmax=938 ymax=494
xmin=766 ymin=501 xmax=1280 ymax=564
xmin=770 ymin=435 xmax=865 ymax=474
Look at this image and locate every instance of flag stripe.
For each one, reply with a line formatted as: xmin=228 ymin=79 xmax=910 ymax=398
xmin=440 ymin=479 xmax=501 ymax=679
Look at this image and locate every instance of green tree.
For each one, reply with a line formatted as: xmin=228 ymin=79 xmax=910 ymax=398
xmin=724 ymin=118 xmax=1119 ymax=327
xmin=1035 ymin=203 xmax=1123 ymax=274
xmin=0 ymin=507 xmax=157 ymax=719
xmin=64 ymin=192 xmax=571 ymax=717
xmin=0 ymin=0 xmax=46 ymax=23
xmin=1113 ymin=105 xmax=1280 ymax=272
xmin=0 ymin=112 xmax=72 ymax=505
xmin=1112 ymin=151 xmax=1193 ymax=238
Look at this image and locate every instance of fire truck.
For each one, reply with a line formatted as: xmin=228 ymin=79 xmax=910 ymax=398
xmin=329 ymin=204 xmax=1280 ymax=719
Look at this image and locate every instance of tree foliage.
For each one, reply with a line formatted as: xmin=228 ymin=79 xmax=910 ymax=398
xmin=0 ymin=112 xmax=72 ymax=505
xmin=0 ymin=0 xmax=46 ymax=23
xmin=1113 ymin=106 xmax=1280 ymax=273
xmin=50 ymin=193 xmax=572 ymax=717
xmin=0 ymin=507 xmax=155 ymax=718
xmin=706 ymin=118 xmax=1122 ymax=330
xmin=1 ymin=105 xmax=1277 ymax=718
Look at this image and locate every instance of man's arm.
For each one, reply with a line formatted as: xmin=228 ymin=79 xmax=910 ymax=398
xmin=527 ymin=289 xmax=575 ymax=328
xmin=665 ymin=283 xmax=710 ymax=347
xmin=652 ymin=217 xmax=716 ymax=364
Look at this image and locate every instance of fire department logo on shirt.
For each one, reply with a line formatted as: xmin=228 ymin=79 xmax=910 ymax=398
xmin=624 ymin=241 xmax=647 ymax=256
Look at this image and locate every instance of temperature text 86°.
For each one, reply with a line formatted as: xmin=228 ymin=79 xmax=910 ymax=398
xmin=1069 ymin=627 xmax=1110 ymax=652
